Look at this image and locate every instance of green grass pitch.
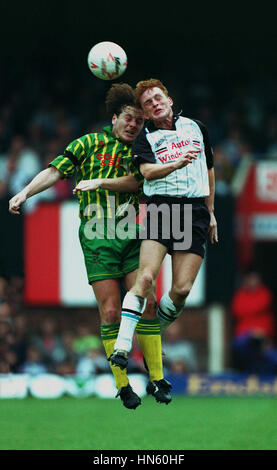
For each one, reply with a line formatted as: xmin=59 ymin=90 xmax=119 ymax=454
xmin=1 ymin=395 xmax=277 ymax=450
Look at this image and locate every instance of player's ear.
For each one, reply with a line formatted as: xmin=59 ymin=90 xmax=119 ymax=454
xmin=169 ymin=97 xmax=173 ymax=107
xmin=112 ymin=113 xmax=118 ymax=125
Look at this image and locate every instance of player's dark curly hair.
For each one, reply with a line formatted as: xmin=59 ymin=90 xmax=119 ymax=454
xmin=105 ymin=83 xmax=137 ymax=116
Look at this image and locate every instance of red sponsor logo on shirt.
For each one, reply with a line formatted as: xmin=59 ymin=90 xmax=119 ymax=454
xmin=171 ymin=140 xmax=189 ymax=150
xmin=96 ymin=153 xmax=121 ymax=169
xmin=158 ymin=150 xmax=183 ymax=163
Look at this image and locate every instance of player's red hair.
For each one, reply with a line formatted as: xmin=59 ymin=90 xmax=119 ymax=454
xmin=135 ymin=79 xmax=169 ymax=108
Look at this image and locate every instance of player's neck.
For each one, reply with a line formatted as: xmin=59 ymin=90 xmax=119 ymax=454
xmin=152 ymin=112 xmax=174 ymax=130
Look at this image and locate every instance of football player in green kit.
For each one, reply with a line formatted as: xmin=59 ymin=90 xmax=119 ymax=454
xmin=9 ymin=83 xmax=168 ymax=409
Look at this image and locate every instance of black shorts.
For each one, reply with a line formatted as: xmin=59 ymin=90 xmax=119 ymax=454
xmin=143 ymin=195 xmax=210 ymax=257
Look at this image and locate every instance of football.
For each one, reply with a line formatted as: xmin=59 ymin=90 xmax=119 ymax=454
xmin=87 ymin=41 xmax=127 ymax=80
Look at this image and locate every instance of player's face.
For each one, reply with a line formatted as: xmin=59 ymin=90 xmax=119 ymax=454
xmin=112 ymin=106 xmax=144 ymax=143
xmin=140 ymin=87 xmax=173 ymax=121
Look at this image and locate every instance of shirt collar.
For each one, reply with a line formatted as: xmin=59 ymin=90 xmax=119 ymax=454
xmin=102 ymin=125 xmax=131 ymax=148
xmin=103 ymin=125 xmax=114 ymax=137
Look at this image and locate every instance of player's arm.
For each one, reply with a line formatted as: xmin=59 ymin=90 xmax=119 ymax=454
xmin=132 ymin=129 xmax=199 ymax=181
xmin=73 ymin=174 xmax=139 ymax=194
xmin=205 ymin=167 xmax=218 ymax=243
xmin=205 ymin=167 xmax=215 ymax=213
xmin=9 ymin=166 xmax=62 ymax=215
xmin=139 ymin=150 xmax=199 ymax=181
xmin=194 ymin=119 xmax=218 ymax=244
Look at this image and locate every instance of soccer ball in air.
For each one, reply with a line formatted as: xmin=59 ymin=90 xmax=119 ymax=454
xmin=87 ymin=41 xmax=127 ymax=80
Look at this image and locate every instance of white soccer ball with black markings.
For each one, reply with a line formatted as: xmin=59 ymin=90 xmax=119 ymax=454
xmin=87 ymin=41 xmax=127 ymax=80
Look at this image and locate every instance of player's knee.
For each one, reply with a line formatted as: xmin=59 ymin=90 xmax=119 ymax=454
xmin=101 ymin=306 xmax=121 ymax=324
xmin=172 ymin=282 xmax=192 ymax=300
xmin=139 ymin=271 xmax=155 ymax=294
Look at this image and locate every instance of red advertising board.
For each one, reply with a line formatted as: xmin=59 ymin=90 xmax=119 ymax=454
xmin=236 ymin=162 xmax=277 ymax=267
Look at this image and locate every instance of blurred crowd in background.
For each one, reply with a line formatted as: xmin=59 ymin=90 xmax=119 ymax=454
xmin=0 ymin=71 xmax=277 ymax=199
xmin=1 ymin=68 xmax=277 ymax=377
xmin=1 ymin=72 xmax=277 ymax=204
xmin=0 ymin=276 xmax=200 ymax=377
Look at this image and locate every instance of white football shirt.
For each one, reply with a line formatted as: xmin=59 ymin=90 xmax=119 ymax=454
xmin=132 ymin=115 xmax=213 ymax=198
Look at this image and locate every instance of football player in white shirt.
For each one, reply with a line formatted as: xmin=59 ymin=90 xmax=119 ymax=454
xmin=110 ymin=79 xmax=218 ymax=405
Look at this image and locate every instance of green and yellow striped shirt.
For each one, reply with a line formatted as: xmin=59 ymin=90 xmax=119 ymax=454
xmin=49 ymin=126 xmax=143 ymax=220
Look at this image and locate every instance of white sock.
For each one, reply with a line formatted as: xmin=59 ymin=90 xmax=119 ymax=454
xmin=157 ymin=292 xmax=184 ymax=335
xmin=114 ymin=291 xmax=146 ymax=353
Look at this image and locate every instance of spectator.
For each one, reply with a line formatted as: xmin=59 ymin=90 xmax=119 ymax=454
xmin=5 ymin=277 xmax=24 ymax=308
xmin=76 ymin=347 xmax=110 ymax=378
xmin=20 ymin=345 xmax=48 ymax=376
xmin=10 ymin=314 xmax=30 ymax=371
xmin=0 ymin=319 xmax=14 ymax=346
xmin=0 ymin=360 xmax=10 ymax=374
xmin=0 ymin=332 xmax=18 ymax=373
xmin=0 ymin=114 xmax=13 ymax=154
xmin=217 ymin=124 xmax=250 ymax=170
xmin=30 ymin=316 xmax=66 ymax=369
xmin=163 ymin=319 xmax=198 ymax=373
xmin=231 ymin=270 xmax=277 ymax=374
xmin=0 ymin=135 xmax=41 ymax=201
xmin=0 ymin=301 xmax=12 ymax=321
xmin=30 ymin=95 xmax=57 ymax=138
xmin=0 ymin=277 xmax=7 ymax=300
xmin=195 ymin=102 xmax=225 ymax=146
xmin=54 ymin=360 xmax=76 ymax=376
xmin=213 ymin=146 xmax=234 ymax=195
xmin=60 ymin=329 xmax=79 ymax=365
xmin=72 ymin=323 xmax=102 ymax=357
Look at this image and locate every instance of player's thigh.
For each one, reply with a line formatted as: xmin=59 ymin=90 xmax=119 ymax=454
xmin=79 ymin=221 xmax=124 ymax=283
xmin=122 ymin=269 xmax=138 ymax=291
xmin=91 ymin=278 xmax=122 ymax=324
xmin=171 ymin=251 xmax=203 ymax=293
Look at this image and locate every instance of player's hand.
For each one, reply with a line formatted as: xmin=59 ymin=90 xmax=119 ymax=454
xmin=73 ymin=179 xmax=103 ymax=194
xmin=9 ymin=192 xmax=27 ymax=215
xmin=208 ymin=212 xmax=218 ymax=244
xmin=174 ymin=149 xmax=200 ymax=170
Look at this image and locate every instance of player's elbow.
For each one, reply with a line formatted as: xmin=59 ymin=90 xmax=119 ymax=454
xmin=140 ymin=168 xmax=154 ymax=181
xmin=48 ymin=165 xmax=62 ymax=182
xmin=139 ymin=163 xmax=155 ymax=181
xmin=129 ymin=181 xmax=139 ymax=192
xmin=125 ymin=176 xmax=139 ymax=193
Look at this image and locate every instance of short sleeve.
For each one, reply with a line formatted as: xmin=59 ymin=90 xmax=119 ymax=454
xmin=193 ymin=120 xmax=214 ymax=169
xmin=131 ymin=129 xmax=156 ymax=168
xmin=49 ymin=155 xmax=76 ymax=180
xmin=48 ymin=135 xmax=92 ymax=179
xmin=128 ymin=161 xmax=144 ymax=185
